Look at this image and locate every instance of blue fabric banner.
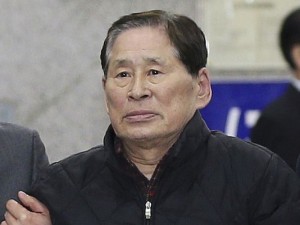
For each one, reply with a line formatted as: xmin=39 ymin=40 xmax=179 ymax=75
xmin=201 ymin=80 xmax=289 ymax=140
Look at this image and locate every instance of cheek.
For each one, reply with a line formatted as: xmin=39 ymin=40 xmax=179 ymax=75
xmin=105 ymin=90 xmax=126 ymax=112
xmin=163 ymin=83 xmax=195 ymax=106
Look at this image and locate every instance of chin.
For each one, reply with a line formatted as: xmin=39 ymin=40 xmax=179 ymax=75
xmin=123 ymin=129 xmax=161 ymax=141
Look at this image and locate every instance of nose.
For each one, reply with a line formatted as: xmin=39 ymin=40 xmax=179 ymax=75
xmin=128 ymin=75 xmax=151 ymax=100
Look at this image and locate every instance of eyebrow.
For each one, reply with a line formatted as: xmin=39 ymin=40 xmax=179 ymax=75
xmin=111 ymin=59 xmax=131 ymax=68
xmin=143 ymin=56 xmax=166 ymax=65
xmin=111 ymin=57 xmax=166 ymax=68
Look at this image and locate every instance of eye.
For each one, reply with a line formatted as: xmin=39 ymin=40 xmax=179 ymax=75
xmin=148 ymin=69 xmax=161 ymax=76
xmin=116 ymin=71 xmax=130 ymax=78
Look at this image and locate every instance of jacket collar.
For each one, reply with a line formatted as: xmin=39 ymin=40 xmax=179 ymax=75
xmin=103 ymin=111 xmax=211 ymax=169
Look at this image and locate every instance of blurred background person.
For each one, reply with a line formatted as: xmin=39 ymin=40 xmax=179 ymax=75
xmin=251 ymin=8 xmax=300 ymax=171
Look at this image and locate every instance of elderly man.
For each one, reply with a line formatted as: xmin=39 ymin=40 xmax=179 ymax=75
xmin=2 ymin=10 xmax=300 ymax=225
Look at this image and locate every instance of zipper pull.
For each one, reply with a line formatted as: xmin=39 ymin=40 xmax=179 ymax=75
xmin=145 ymin=201 xmax=151 ymax=219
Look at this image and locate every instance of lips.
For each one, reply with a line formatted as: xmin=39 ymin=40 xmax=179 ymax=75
xmin=124 ymin=110 xmax=157 ymax=122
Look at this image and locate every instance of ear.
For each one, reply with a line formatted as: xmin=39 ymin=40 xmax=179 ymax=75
xmin=102 ymin=77 xmax=110 ymax=114
xmin=195 ymin=67 xmax=212 ymax=109
xmin=292 ymin=44 xmax=300 ymax=71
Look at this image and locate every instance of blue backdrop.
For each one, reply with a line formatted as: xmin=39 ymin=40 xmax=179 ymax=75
xmin=200 ymin=80 xmax=289 ymax=140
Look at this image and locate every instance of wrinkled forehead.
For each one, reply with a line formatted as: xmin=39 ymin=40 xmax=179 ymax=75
xmin=111 ymin=25 xmax=168 ymax=48
xmin=107 ymin=26 xmax=177 ymax=61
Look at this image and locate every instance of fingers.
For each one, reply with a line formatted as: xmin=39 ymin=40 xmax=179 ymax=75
xmin=17 ymin=192 xmax=49 ymax=215
xmin=3 ymin=192 xmax=52 ymax=225
xmin=4 ymin=210 xmax=18 ymax=225
xmin=5 ymin=199 xmax=27 ymax=222
xmin=1 ymin=192 xmax=51 ymax=225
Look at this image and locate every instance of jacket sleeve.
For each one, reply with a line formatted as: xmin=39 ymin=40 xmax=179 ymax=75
xmin=249 ymin=154 xmax=300 ymax=224
xmin=30 ymin=130 xmax=49 ymax=185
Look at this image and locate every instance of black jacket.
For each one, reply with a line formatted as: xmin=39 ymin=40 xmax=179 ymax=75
xmin=32 ymin=112 xmax=300 ymax=225
xmin=251 ymin=84 xmax=300 ymax=170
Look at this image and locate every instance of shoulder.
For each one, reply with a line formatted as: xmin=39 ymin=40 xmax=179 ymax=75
xmin=60 ymin=145 xmax=106 ymax=175
xmin=260 ymin=98 xmax=286 ymax=119
xmin=252 ymin=86 xmax=300 ymax=133
xmin=0 ymin=122 xmax=43 ymax=148
xmin=31 ymin=145 xmax=107 ymax=212
xmin=0 ymin=122 xmax=43 ymax=154
xmin=206 ymin=131 xmax=298 ymax=192
xmin=259 ymin=85 xmax=296 ymax=119
xmin=210 ymin=131 xmax=273 ymax=158
xmin=0 ymin=122 xmax=37 ymax=137
xmin=37 ymin=145 xmax=107 ymax=187
xmin=208 ymin=131 xmax=283 ymax=175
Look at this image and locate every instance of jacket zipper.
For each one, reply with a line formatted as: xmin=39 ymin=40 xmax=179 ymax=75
xmin=143 ymin=155 xmax=169 ymax=224
xmin=144 ymin=181 xmax=154 ymax=225
xmin=144 ymin=182 xmax=153 ymax=225
xmin=145 ymin=200 xmax=152 ymax=220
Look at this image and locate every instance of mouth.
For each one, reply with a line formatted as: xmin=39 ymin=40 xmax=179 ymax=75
xmin=124 ymin=110 xmax=157 ymax=122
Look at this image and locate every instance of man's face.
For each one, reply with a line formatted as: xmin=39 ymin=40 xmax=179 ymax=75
xmin=103 ymin=26 xmax=211 ymax=145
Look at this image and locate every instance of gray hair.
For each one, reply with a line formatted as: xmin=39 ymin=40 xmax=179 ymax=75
xmin=100 ymin=10 xmax=207 ymax=77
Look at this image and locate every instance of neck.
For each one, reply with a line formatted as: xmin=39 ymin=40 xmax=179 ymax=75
xmin=126 ymin=149 xmax=164 ymax=180
xmin=122 ymin=138 xmax=176 ymax=179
